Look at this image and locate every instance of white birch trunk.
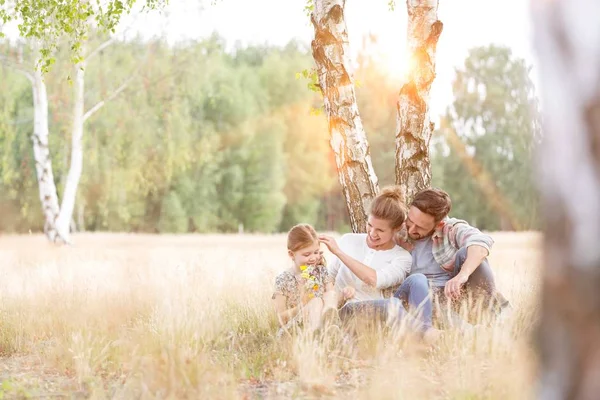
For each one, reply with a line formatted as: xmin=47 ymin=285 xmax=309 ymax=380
xmin=311 ymin=0 xmax=379 ymax=233
xmin=395 ymin=0 xmax=443 ymax=202
xmin=531 ymin=0 xmax=600 ymax=398
xmin=31 ymin=66 xmax=65 ymax=243
xmin=55 ymin=60 xmax=86 ymax=240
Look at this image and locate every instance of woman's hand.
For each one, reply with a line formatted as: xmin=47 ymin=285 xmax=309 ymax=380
xmin=319 ymin=235 xmax=341 ymax=256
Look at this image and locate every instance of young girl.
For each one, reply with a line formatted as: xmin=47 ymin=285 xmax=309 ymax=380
xmin=272 ymin=224 xmax=352 ymax=337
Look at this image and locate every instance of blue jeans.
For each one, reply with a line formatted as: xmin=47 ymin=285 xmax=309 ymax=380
xmin=339 ymin=274 xmax=432 ymax=333
xmin=431 ymin=247 xmax=510 ymax=322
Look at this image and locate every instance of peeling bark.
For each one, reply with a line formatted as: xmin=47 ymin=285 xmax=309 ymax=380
xmin=532 ymin=0 xmax=600 ymax=398
xmin=395 ymin=0 xmax=443 ymax=202
xmin=311 ymin=0 xmax=379 ymax=233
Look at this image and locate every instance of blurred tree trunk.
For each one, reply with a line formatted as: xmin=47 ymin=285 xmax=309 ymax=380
xmin=311 ymin=0 xmax=379 ymax=233
xmin=395 ymin=0 xmax=443 ymax=202
xmin=532 ymin=0 xmax=600 ymax=398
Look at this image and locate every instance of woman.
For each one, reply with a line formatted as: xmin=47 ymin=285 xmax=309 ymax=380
xmin=319 ymin=186 xmax=439 ymax=341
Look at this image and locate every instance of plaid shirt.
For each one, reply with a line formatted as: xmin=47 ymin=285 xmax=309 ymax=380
xmin=397 ymin=217 xmax=494 ymax=273
xmin=431 ymin=217 xmax=494 ymax=272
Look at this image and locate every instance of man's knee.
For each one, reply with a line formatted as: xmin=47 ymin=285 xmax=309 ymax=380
xmin=394 ymin=273 xmax=428 ymax=297
xmin=405 ymin=273 xmax=429 ymax=288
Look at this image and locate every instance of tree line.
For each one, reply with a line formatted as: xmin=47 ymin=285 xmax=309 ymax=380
xmin=0 ymin=35 xmax=540 ymax=234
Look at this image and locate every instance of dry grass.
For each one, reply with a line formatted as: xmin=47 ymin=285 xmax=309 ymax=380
xmin=0 ymin=231 xmax=542 ymax=399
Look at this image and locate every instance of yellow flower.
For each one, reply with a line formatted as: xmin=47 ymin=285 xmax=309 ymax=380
xmin=313 ymin=285 xmax=319 ymax=291
xmin=300 ymin=265 xmax=307 ymax=271
xmin=301 ymin=272 xmax=310 ymax=279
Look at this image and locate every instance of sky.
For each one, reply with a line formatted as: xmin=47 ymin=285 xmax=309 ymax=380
xmin=2 ymin=0 xmax=537 ymax=119
xmin=118 ymin=0 xmax=537 ymax=120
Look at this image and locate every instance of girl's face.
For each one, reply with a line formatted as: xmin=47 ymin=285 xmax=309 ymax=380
xmin=289 ymin=241 xmax=321 ymax=268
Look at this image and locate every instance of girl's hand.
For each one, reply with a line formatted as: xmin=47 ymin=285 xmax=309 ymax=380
xmin=342 ymin=286 xmax=355 ymax=300
xmin=298 ymin=284 xmax=313 ymax=305
xmin=319 ymin=235 xmax=341 ymax=256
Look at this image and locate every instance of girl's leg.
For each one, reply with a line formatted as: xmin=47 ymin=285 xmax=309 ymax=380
xmin=302 ymin=297 xmax=324 ymax=333
xmin=322 ymin=289 xmax=338 ymax=313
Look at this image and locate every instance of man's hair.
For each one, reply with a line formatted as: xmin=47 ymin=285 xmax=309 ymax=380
xmin=411 ymin=188 xmax=452 ymax=223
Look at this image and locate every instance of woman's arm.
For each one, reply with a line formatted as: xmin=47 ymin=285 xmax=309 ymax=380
xmin=319 ymin=235 xmax=378 ymax=287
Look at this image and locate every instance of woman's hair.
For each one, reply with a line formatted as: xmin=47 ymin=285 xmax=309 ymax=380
xmin=287 ymin=223 xmax=318 ymax=252
xmin=411 ymin=188 xmax=452 ymax=223
xmin=369 ymin=186 xmax=407 ymax=229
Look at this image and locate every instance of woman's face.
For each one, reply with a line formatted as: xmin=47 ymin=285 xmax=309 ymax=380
xmin=289 ymin=241 xmax=321 ymax=268
xmin=366 ymin=215 xmax=397 ymax=248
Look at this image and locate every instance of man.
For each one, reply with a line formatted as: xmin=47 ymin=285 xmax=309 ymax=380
xmin=396 ymin=188 xmax=510 ymax=324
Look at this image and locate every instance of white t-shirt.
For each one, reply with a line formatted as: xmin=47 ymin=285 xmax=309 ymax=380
xmin=327 ymin=233 xmax=412 ymax=303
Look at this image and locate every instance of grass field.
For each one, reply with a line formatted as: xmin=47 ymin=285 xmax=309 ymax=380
xmin=0 ymin=232 xmax=542 ymax=399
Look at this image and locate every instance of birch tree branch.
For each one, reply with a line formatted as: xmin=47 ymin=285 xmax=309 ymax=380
xmin=82 ymin=72 xmax=137 ymax=122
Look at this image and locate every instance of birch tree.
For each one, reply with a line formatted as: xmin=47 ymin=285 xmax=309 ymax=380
xmin=311 ymin=0 xmax=379 ymax=233
xmin=395 ymin=0 xmax=443 ymax=202
xmin=1 ymin=44 xmax=66 ymax=241
xmin=531 ymin=0 xmax=600 ymax=398
xmin=55 ymin=37 xmax=139 ymax=239
xmin=2 ymin=36 xmax=140 ymax=242
xmin=310 ymin=0 xmax=443 ymax=230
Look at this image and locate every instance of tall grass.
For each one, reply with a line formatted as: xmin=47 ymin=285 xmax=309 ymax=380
xmin=0 ymin=232 xmax=541 ymax=399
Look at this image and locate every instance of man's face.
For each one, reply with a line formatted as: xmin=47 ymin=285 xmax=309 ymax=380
xmin=406 ymin=206 xmax=437 ymax=240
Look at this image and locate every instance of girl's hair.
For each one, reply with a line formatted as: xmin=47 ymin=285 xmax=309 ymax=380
xmin=369 ymin=185 xmax=407 ymax=229
xmin=287 ymin=223 xmax=318 ymax=252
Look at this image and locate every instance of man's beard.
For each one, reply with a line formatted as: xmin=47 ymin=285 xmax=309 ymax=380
xmin=408 ymin=227 xmax=436 ymax=241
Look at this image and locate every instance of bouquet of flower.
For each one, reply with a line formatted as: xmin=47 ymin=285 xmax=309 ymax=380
xmin=299 ymin=252 xmax=327 ymax=300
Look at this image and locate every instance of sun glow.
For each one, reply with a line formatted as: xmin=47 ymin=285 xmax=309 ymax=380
xmin=357 ymin=34 xmax=412 ymax=83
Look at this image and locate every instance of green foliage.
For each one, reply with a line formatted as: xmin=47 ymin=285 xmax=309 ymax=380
xmin=158 ymin=190 xmax=188 ymax=233
xmin=0 ymin=35 xmax=541 ymax=234
xmin=303 ymin=0 xmax=314 ymax=18
xmin=1 ymin=0 xmax=169 ymax=71
xmin=0 ymin=34 xmax=346 ymax=234
xmin=354 ymin=42 xmax=541 ymax=231
xmin=431 ymin=45 xmax=541 ymax=230
xmin=296 ymin=67 xmax=320 ymax=93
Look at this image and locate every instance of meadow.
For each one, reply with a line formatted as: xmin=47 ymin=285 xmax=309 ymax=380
xmin=0 ymin=232 xmax=541 ymax=399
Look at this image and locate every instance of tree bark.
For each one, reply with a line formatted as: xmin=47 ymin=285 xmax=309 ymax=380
xmin=311 ymin=0 xmax=380 ymax=233
xmin=395 ymin=0 xmax=443 ymax=202
xmin=532 ymin=0 xmax=600 ymax=398
xmin=55 ymin=59 xmax=85 ymax=240
xmin=31 ymin=65 xmax=66 ymax=243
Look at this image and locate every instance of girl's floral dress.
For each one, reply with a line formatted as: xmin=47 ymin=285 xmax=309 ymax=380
xmin=272 ymin=262 xmax=332 ymax=338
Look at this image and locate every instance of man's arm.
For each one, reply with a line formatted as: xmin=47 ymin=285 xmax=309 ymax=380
xmin=445 ymin=221 xmax=494 ymax=298
xmin=450 ymin=220 xmax=494 ymax=254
